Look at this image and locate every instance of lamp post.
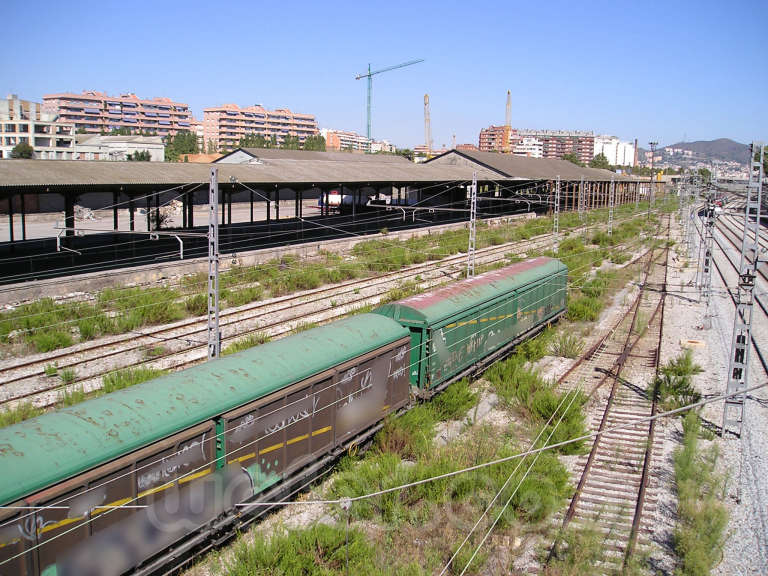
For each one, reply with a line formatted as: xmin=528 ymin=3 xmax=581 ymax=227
xmin=648 ymin=141 xmax=658 ymax=219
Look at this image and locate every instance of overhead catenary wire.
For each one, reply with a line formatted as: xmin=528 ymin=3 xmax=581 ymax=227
xmin=0 ymin=239 xmax=659 ymax=538
xmin=3 ymin=380 xmax=763 ymax=569
xmin=0 ymin=204 xmax=656 ymax=331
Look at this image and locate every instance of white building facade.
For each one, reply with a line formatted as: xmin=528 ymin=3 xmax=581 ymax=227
xmin=0 ymin=94 xmax=75 ymax=159
xmin=513 ymin=136 xmax=544 ymax=158
xmin=74 ymin=135 xmax=165 ymax=161
xmin=594 ymin=135 xmax=635 ymax=166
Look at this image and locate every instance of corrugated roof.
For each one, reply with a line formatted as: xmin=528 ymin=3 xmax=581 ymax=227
xmin=228 ymin=148 xmax=412 ymax=164
xmin=0 ymin=314 xmax=409 ymax=505
xmin=426 ymin=149 xmax=629 ymax=181
xmin=0 ymin=158 xmax=497 ymax=188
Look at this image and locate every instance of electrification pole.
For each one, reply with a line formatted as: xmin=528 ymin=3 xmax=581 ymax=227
xmin=608 ymin=176 xmax=615 ymax=237
xmin=208 ymin=167 xmax=221 ymax=360
xmin=701 ymin=192 xmax=716 ymax=329
xmin=722 ymin=142 xmax=764 ymax=437
xmin=467 ymin=171 xmax=478 ymax=278
xmin=553 ymin=175 xmax=560 ymax=253
xmin=578 ymin=176 xmax=585 ymax=221
xmin=648 ymin=141 xmax=658 ymax=219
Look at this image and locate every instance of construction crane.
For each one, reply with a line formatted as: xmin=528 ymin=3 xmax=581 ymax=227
xmin=503 ymin=90 xmax=512 ymax=153
xmin=424 ymin=94 xmax=432 ymax=158
xmin=355 ymin=59 xmax=424 ymax=145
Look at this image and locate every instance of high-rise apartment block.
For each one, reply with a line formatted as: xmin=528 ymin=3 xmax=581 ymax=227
xmin=0 ymin=94 xmax=75 ymax=159
xmin=321 ymin=129 xmax=370 ymax=152
xmin=42 ymin=91 xmax=193 ymax=137
xmin=594 ymin=135 xmax=636 ymax=166
xmin=478 ymin=125 xmax=595 ymax=164
xmin=203 ymin=104 xmax=318 ymax=151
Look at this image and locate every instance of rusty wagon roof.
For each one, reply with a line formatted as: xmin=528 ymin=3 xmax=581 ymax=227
xmin=373 ymin=257 xmax=567 ymax=327
xmin=0 ymin=314 xmax=408 ymax=505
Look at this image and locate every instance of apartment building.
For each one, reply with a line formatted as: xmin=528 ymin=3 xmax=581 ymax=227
xmin=478 ymin=125 xmax=594 ymax=164
xmin=203 ymin=104 xmax=318 ymax=151
xmin=513 ymin=136 xmax=544 ymax=158
xmin=42 ymin=91 xmax=193 ymax=137
xmin=321 ymin=128 xmax=370 ymax=152
xmin=478 ymin=125 xmax=513 ymax=152
xmin=0 ymin=94 xmax=75 ymax=159
xmin=594 ymin=135 xmax=636 ymax=166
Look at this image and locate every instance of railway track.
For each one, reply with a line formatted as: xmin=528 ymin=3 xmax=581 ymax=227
xmin=546 ymin=218 xmax=670 ymax=572
xmin=700 ymin=210 xmax=768 ymax=377
xmin=1 ymin=210 xmax=658 ymax=410
xmin=0 ymin=231 xmax=556 ymax=408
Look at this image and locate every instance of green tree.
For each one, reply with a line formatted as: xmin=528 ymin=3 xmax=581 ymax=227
xmin=270 ymin=135 xmax=277 ymax=148
xmin=303 ymin=134 xmax=326 ymax=151
xmin=110 ymin=127 xmax=133 ymax=136
xmin=396 ymin=148 xmax=414 ymax=161
xmin=562 ymin=152 xmax=584 ymax=167
xmin=76 ymin=127 xmax=87 ymax=134
xmin=206 ymin=140 xmax=218 ymax=154
xmin=589 ymin=153 xmax=611 ymax=170
xmin=240 ymin=132 xmax=268 ymax=148
xmin=281 ymin=134 xmax=300 ymax=150
xmin=164 ymin=130 xmax=198 ymax=162
xmin=127 ymin=150 xmax=152 ymax=161
xmin=10 ymin=142 xmax=34 ymax=159
xmin=698 ymin=167 xmax=711 ymax=182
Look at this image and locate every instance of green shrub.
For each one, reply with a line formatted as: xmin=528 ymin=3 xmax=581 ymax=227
xmin=44 ymin=363 xmax=58 ymax=377
xmin=222 ymin=333 xmax=272 ymax=356
xmin=0 ymin=402 xmax=43 ymax=428
xmin=673 ymin=412 xmax=728 ymax=575
xmin=654 ymin=350 xmax=703 ymax=410
xmin=550 ymin=332 xmax=584 ymax=358
xmin=184 ymin=294 xmax=208 ymax=316
xmin=221 ymin=524 xmax=386 ymax=576
xmin=567 ymin=295 xmax=602 ymax=322
xmin=102 ymin=367 xmax=167 ymax=393
xmin=225 ymin=286 xmax=264 ymax=308
xmin=59 ymin=385 xmax=86 ymax=406
xmin=59 ymin=368 xmax=77 ymax=384
xmin=431 ymin=379 xmax=477 ymax=420
xmin=31 ymin=330 xmax=73 ymax=352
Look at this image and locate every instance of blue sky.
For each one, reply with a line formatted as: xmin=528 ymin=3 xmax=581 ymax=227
xmin=2 ymin=0 xmax=766 ymax=151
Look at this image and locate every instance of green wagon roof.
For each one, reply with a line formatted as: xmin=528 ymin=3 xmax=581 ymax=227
xmin=374 ymin=257 xmax=567 ymax=327
xmin=0 ymin=314 xmax=408 ymax=506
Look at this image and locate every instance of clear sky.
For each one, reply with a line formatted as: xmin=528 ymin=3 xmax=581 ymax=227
xmin=2 ymin=0 xmax=766 ymax=151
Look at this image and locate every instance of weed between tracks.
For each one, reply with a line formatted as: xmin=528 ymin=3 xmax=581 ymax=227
xmin=0 ymin=367 xmax=167 ymax=427
xmin=673 ymin=412 xmax=727 ymax=576
xmin=1 ymin=207 xmax=655 ymax=356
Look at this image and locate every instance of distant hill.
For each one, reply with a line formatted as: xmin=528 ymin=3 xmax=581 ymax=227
xmin=662 ymin=138 xmax=749 ymax=163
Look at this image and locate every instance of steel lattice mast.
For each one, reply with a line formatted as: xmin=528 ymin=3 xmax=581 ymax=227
xmin=722 ymin=142 xmax=764 ymax=436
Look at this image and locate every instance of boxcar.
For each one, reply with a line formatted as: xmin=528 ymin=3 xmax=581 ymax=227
xmin=0 ymin=314 xmax=410 ymax=576
xmin=374 ymin=257 xmax=567 ymax=390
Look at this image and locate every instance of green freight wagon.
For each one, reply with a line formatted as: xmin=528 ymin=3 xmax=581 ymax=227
xmin=373 ymin=257 xmax=567 ymax=390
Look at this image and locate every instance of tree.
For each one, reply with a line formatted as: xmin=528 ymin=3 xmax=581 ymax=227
xmin=240 ymin=132 xmax=268 ymax=148
xmin=10 ymin=142 xmax=34 ymax=159
xmin=110 ymin=127 xmax=133 ymax=136
xmin=562 ymin=152 xmax=584 ymax=167
xmin=589 ymin=153 xmax=611 ymax=170
xmin=396 ymin=148 xmax=414 ymax=161
xmin=206 ymin=140 xmax=218 ymax=154
xmin=697 ymin=167 xmax=711 ymax=183
xmin=76 ymin=127 xmax=87 ymax=134
xmin=303 ymin=134 xmax=326 ymax=151
xmin=164 ymin=130 xmax=198 ymax=162
xmin=127 ymin=150 xmax=152 ymax=161
xmin=281 ymin=135 xmax=300 ymax=150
